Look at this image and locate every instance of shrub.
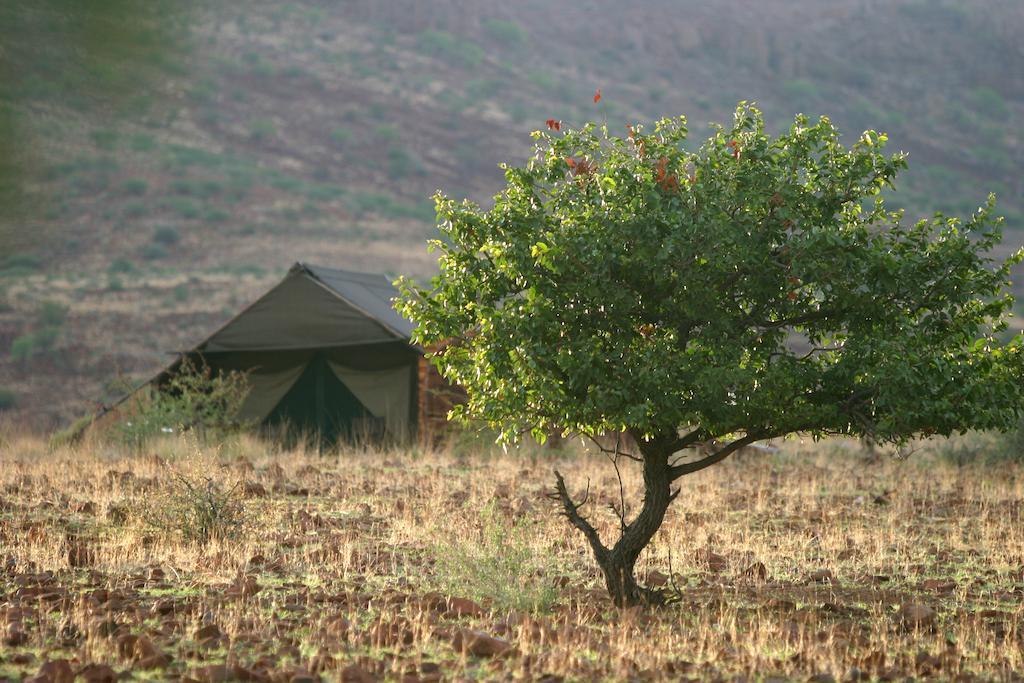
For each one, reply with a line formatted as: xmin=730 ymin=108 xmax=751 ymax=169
xmin=108 ymin=258 xmax=136 ymax=275
xmin=482 ymin=19 xmax=526 ymax=48
xmin=90 ymin=129 xmax=118 ymax=151
xmin=37 ymin=300 xmax=67 ymax=327
xmin=129 ymin=133 xmax=156 ymax=152
xmin=330 ymin=126 xmax=352 ymax=146
xmin=416 ymin=30 xmax=485 ymax=66
xmin=153 ymin=225 xmax=181 ymax=246
xmin=431 ymin=503 xmax=556 ymax=613
xmin=145 ymin=470 xmax=247 ymax=543
xmin=249 ymin=118 xmax=277 ymax=141
xmin=166 ymin=197 xmax=200 ymax=219
xmin=10 ymin=335 xmax=36 ymax=363
xmin=142 ymin=243 xmax=168 ymax=260
xmin=0 ymin=387 xmax=15 ymax=411
xmin=113 ymin=357 xmax=251 ymax=449
xmin=120 ymin=178 xmax=149 ymax=196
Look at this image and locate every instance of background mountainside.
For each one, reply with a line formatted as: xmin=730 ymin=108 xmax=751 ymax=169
xmin=1 ymin=0 xmax=1023 ymax=429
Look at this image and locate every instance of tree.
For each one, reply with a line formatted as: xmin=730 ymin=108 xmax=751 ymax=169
xmin=396 ymin=104 xmax=1024 ymax=606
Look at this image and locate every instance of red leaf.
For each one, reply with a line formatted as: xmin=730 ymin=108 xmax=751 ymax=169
xmin=564 ymin=157 xmax=577 ymax=168
xmin=545 ymin=119 xmax=561 ymax=131
xmin=787 ymin=290 xmax=798 ymax=301
xmin=593 ymin=89 xmax=602 ymax=103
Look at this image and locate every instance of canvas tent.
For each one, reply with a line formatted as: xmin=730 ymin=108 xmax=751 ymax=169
xmin=137 ymin=263 xmax=449 ymax=446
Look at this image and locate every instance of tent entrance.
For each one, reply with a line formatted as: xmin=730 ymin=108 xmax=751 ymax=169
xmin=262 ymin=353 xmax=382 ymax=447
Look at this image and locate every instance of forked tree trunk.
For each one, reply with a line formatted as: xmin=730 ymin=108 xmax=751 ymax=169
xmin=554 ymin=429 xmax=764 ymax=607
xmin=554 ymin=436 xmax=676 ymax=607
xmin=598 ymin=444 xmax=673 ymax=606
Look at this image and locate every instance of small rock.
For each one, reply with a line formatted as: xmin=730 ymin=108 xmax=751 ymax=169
xmin=137 ymin=654 xmax=172 ymax=670
xmin=77 ymin=664 xmax=117 ymax=683
xmin=194 ymin=664 xmax=232 ymax=683
xmin=36 ymin=660 xmax=74 ymax=683
xmin=3 ymin=622 xmax=28 ymax=646
xmin=922 ymin=579 xmax=957 ymax=593
xmin=808 ymin=569 xmax=835 ymax=584
xmin=453 ymin=628 xmax=512 ymax=657
xmin=900 ymin=603 xmax=937 ymax=629
xmin=445 ymin=596 xmax=485 ymax=617
xmin=133 ymin=635 xmax=159 ymax=660
xmin=742 ymin=561 xmax=768 ymax=582
xmin=645 ymin=570 xmax=669 ymax=587
xmin=339 ymin=663 xmax=376 ymax=683
xmin=194 ymin=623 xmax=222 ymax=640
xmin=242 ymin=481 xmax=267 ymax=497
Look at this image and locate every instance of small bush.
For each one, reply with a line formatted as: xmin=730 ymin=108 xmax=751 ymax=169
xmin=416 ymin=30 xmax=485 ymax=67
xmin=146 ymin=471 xmax=247 ymax=543
xmin=108 ymin=258 xmax=137 ymax=275
xmin=430 ymin=503 xmax=557 ymax=613
xmin=153 ymin=225 xmax=181 ymax=246
xmin=90 ymin=129 xmax=119 ymax=151
xmin=142 ymin=243 xmax=168 ymax=261
xmin=249 ymin=118 xmax=277 ymax=141
xmin=113 ymin=357 xmax=251 ymax=449
xmin=0 ymin=387 xmax=15 ymax=411
xmin=120 ymin=179 xmax=149 ymax=196
xmin=482 ymin=19 xmax=527 ymax=47
xmin=330 ymin=126 xmax=352 ymax=146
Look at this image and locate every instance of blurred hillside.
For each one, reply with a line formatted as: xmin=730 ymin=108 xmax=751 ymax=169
xmin=1 ymin=0 xmax=1023 ymax=429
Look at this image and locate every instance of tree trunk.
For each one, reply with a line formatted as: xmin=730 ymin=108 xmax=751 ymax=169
xmin=599 ymin=441 xmax=673 ymax=606
xmin=555 ymin=429 xmax=761 ymax=607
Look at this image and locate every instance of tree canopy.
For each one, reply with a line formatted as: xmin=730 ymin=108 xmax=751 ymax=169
xmin=398 ymin=104 xmax=1024 ymax=451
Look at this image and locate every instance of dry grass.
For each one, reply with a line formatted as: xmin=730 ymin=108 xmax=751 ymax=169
xmin=1 ymin=433 xmax=1022 ymax=682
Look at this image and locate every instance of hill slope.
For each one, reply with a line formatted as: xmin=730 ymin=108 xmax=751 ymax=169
xmin=1 ymin=0 xmax=1023 ymax=429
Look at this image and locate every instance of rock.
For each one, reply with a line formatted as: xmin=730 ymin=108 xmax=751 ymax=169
xmin=453 ymin=628 xmax=513 ymax=657
xmin=900 ymin=603 xmax=937 ymax=629
xmin=3 ymin=622 xmax=28 ymax=646
xmin=339 ymin=663 xmax=377 ymax=683
xmin=194 ymin=623 xmax=223 ymax=640
xmin=445 ymin=596 xmax=485 ymax=617
xmin=137 ymin=654 xmax=172 ymax=670
xmin=922 ymin=579 xmax=957 ymax=593
xmin=645 ymin=570 xmax=669 ymax=587
xmin=242 ymin=481 xmax=267 ymax=497
xmin=742 ymin=561 xmax=769 ymax=582
xmin=696 ymin=549 xmax=728 ymax=572
xmin=194 ymin=664 xmax=232 ymax=683
xmin=511 ymin=496 xmax=534 ymax=517
xmin=36 ymin=660 xmax=74 ymax=683
xmin=133 ymin=635 xmax=159 ymax=660
xmin=114 ymin=633 xmax=138 ymax=658
xmin=77 ymin=664 xmax=117 ymax=683
xmin=808 ymin=569 xmax=835 ymax=584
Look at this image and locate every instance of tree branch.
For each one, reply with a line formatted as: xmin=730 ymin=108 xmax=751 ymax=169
xmin=667 ymin=431 xmax=766 ymax=480
xmin=550 ymin=470 xmax=608 ymax=561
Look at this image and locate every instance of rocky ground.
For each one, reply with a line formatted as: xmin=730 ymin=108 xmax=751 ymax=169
xmin=0 ymin=433 xmax=1022 ymax=681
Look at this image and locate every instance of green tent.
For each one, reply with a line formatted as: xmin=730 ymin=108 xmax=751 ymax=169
xmin=159 ymin=263 xmax=420 ymax=446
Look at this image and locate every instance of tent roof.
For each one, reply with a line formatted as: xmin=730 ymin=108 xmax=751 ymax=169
xmin=194 ymin=262 xmax=416 ymax=353
xmin=300 ymin=263 xmax=414 ymax=340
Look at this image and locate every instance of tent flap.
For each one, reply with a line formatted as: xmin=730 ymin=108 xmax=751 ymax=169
xmin=236 ymin=362 xmax=308 ymax=424
xmin=327 ymin=361 xmax=411 ymax=439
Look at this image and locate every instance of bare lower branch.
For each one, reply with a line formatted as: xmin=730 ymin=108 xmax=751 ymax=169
xmin=582 ymin=433 xmax=642 ymax=462
xmin=667 ymin=431 xmax=766 ymax=480
xmin=551 ymin=469 xmax=608 ymax=561
xmin=603 ymin=451 xmax=628 ymax=534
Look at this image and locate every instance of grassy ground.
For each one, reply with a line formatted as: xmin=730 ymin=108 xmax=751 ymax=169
xmin=0 ymin=433 xmax=1022 ymax=681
